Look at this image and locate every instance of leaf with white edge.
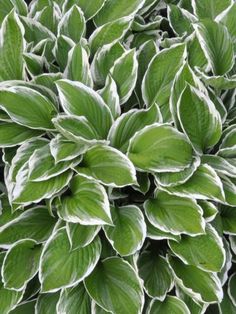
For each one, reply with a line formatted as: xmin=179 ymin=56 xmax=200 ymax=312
xmin=91 ymin=41 xmax=125 ymax=87
xmin=10 ymin=300 xmax=36 ymax=314
xmin=76 ymin=145 xmax=137 ymax=187
xmin=198 ymin=200 xmax=218 ymax=222
xmin=0 ymin=122 xmax=42 ymax=148
xmin=155 ymin=156 xmax=200 ymax=188
xmin=194 ymin=20 xmax=234 ymax=76
xmin=168 ymin=255 xmax=223 ymax=304
xmin=146 ymin=219 xmax=181 ymax=242
xmin=168 ymin=4 xmax=196 ymax=36
xmin=148 ymin=296 xmax=190 ymax=314
xmin=144 ymin=191 xmax=205 ymax=236
xmin=98 ymin=75 xmax=120 ymax=120
xmin=57 ymin=283 xmax=91 ymax=314
xmin=56 ymin=80 xmax=113 ymax=139
xmin=169 ymin=224 xmax=225 ymax=272
xmin=216 ymin=3 xmax=236 ymax=42
xmin=66 ymin=222 xmax=100 ymax=250
xmin=52 ymin=114 xmax=106 ymax=144
xmin=0 ymin=283 xmax=23 ymax=314
xmin=57 ymin=174 xmax=112 ymax=225
xmin=53 ymin=35 xmax=74 ymax=71
xmin=142 ymin=43 xmax=186 ymax=107
xmin=104 ymin=205 xmax=146 ymax=256
xmin=84 ymin=257 xmax=144 ymax=314
xmin=0 ymin=86 xmax=57 ymax=130
xmin=63 ymin=0 xmax=106 ymax=20
xmin=65 ymin=44 xmax=93 ymax=87
xmin=0 ymin=10 xmax=25 ymax=81
xmin=219 ymin=287 xmax=236 ymax=314
xmin=219 ymin=238 xmax=232 ymax=286
xmin=177 ymin=85 xmax=222 ymax=154
xmin=219 ymin=177 xmax=236 ymax=206
xmin=0 ymin=207 xmax=56 ymax=247
xmin=162 ymin=164 xmax=225 ymax=202
xmin=138 ymin=252 xmax=173 ymax=300
xmin=196 ymin=70 xmax=236 ymax=90
xmin=94 ymin=0 xmax=145 ymax=26
xmin=176 ymin=288 xmax=207 ymax=314
xmin=108 ymin=104 xmax=160 ymax=153
xmin=229 ymin=236 xmax=236 ymax=254
xmin=201 ymin=155 xmax=236 ymax=178
xmin=192 ymin=0 xmax=232 ymax=19
xmin=58 ymin=5 xmax=85 ymax=43
xmin=127 ymin=123 xmax=193 ymax=173
xmin=110 ymin=49 xmax=138 ymax=105
xmin=50 ymin=135 xmax=84 ymax=163
xmin=40 ymin=228 xmax=101 ymax=293
xmin=218 ymin=128 xmax=236 ymax=158
xmin=2 ymin=239 xmax=42 ymax=290
xmin=89 ymin=17 xmax=132 ymax=55
xmin=228 ymin=273 xmax=236 ymax=306
xmin=221 ymin=205 xmax=236 ymax=234
xmin=35 ymin=292 xmax=60 ymax=314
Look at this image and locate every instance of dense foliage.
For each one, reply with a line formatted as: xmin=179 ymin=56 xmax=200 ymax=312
xmin=0 ymin=0 xmax=236 ymax=313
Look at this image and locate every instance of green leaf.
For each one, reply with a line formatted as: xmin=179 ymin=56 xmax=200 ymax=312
xmin=0 ymin=86 xmax=57 ymax=130
xmin=169 ymin=224 xmax=225 ymax=272
xmin=178 ymin=85 xmax=222 ymax=154
xmin=228 ymin=273 xmax=236 ymax=306
xmin=201 ymin=155 xmax=236 ymax=178
xmin=127 ymin=123 xmax=193 ymax=172
xmin=2 ymin=239 xmax=42 ymax=290
xmin=76 ymin=145 xmax=137 ymax=187
xmin=148 ymin=296 xmax=190 ymax=314
xmin=162 ymin=164 xmax=225 ymax=202
xmin=138 ymin=252 xmax=173 ymax=300
xmin=155 ymin=157 xmax=200 ymax=187
xmin=94 ymin=0 xmax=145 ymax=26
xmin=9 ymin=300 xmax=36 ymax=314
xmin=216 ymin=3 xmax=236 ymax=42
xmin=58 ymin=5 xmax=85 ymax=43
xmin=53 ymin=35 xmax=74 ymax=71
xmin=56 ymin=80 xmax=113 ymax=139
xmin=64 ymin=0 xmax=106 ymax=20
xmin=196 ymin=69 xmax=236 ymax=90
xmin=104 ymin=205 xmax=146 ymax=256
xmin=84 ymin=257 xmax=144 ymax=314
xmin=192 ymin=0 xmax=232 ymax=19
xmin=194 ymin=19 xmax=234 ymax=75
xmin=40 ymin=228 xmax=101 ymax=292
xmin=0 ymin=283 xmax=23 ymax=314
xmin=219 ymin=288 xmax=236 ymax=314
xmin=0 ymin=10 xmax=25 ymax=81
xmin=144 ymin=191 xmax=205 ymax=235
xmin=0 ymin=122 xmax=42 ymax=147
xmin=221 ymin=205 xmax=236 ymax=234
xmin=37 ymin=4 xmax=59 ymax=34
xmin=168 ymin=4 xmax=196 ymax=36
xmin=65 ymin=44 xmax=93 ymax=87
xmin=57 ymin=174 xmax=112 ymax=225
xmin=57 ymin=283 xmax=91 ymax=314
xmin=23 ymin=52 xmax=44 ymax=76
xmin=218 ymin=127 xmax=236 ymax=158
xmin=108 ymin=104 xmax=160 ymax=153
xmin=198 ymin=200 xmax=218 ymax=222
xmin=142 ymin=43 xmax=186 ymax=107
xmin=168 ymin=256 xmax=223 ymax=303
xmin=110 ymin=49 xmax=138 ymax=104
xmin=146 ymin=219 xmax=181 ymax=242
xmin=66 ymin=222 xmax=100 ymax=250
xmin=89 ymin=17 xmax=131 ymax=55
xmin=0 ymin=207 xmax=56 ymax=247
xmin=35 ymin=292 xmax=60 ymax=314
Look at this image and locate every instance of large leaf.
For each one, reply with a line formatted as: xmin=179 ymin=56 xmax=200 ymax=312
xmin=127 ymin=123 xmax=193 ymax=172
xmin=57 ymin=174 xmax=112 ymax=225
xmin=35 ymin=292 xmax=60 ymax=314
xmin=39 ymin=228 xmax=101 ymax=292
xmin=0 ymin=86 xmax=57 ymax=130
xmin=108 ymin=104 xmax=160 ymax=153
xmin=168 ymin=4 xmax=195 ymax=36
xmin=0 ymin=10 xmax=25 ymax=81
xmin=63 ymin=0 xmax=106 ymax=20
xmin=0 ymin=207 xmax=56 ymax=247
xmin=192 ymin=0 xmax=232 ymax=19
xmin=2 ymin=239 xmax=42 ymax=290
xmin=162 ymin=164 xmax=225 ymax=202
xmin=89 ymin=17 xmax=131 ymax=55
xmin=142 ymin=43 xmax=186 ymax=107
xmin=57 ymin=283 xmax=91 ymax=314
xmin=75 ymin=145 xmax=137 ymax=187
xmin=178 ymin=85 xmax=222 ymax=154
xmin=169 ymin=256 xmax=223 ymax=304
xmin=221 ymin=205 xmax=236 ymax=234
xmin=194 ymin=19 xmax=234 ymax=76
xmin=110 ymin=49 xmax=138 ymax=104
xmin=138 ymin=252 xmax=173 ymax=300
xmin=84 ymin=257 xmax=144 ymax=314
xmin=169 ymin=224 xmax=225 ymax=272
xmin=148 ymin=296 xmax=190 ymax=314
xmin=144 ymin=191 xmax=205 ymax=235
xmin=94 ymin=0 xmax=145 ymax=26
xmin=0 ymin=283 xmax=23 ymax=314
xmin=56 ymin=80 xmax=113 ymax=138
xmin=104 ymin=205 xmax=146 ymax=256
xmin=216 ymin=3 xmax=236 ymax=42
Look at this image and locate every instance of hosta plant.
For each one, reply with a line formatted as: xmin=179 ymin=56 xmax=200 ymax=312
xmin=0 ymin=0 xmax=236 ymax=313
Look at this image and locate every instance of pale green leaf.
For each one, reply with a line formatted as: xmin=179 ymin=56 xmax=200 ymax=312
xmin=148 ymin=296 xmax=190 ymax=314
xmin=63 ymin=0 xmax=106 ymax=20
xmin=192 ymin=0 xmax=232 ymax=19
